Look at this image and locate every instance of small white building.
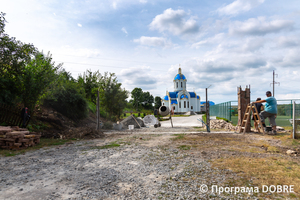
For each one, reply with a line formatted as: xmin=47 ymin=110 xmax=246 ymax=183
xmin=162 ymin=68 xmax=201 ymax=113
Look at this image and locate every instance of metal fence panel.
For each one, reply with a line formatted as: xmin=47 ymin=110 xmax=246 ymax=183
xmin=210 ymin=101 xmax=231 ymax=121
xmin=293 ymin=100 xmax=300 ymax=138
xmin=210 ymin=99 xmax=300 ymax=128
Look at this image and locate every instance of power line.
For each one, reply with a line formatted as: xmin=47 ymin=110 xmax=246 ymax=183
xmin=56 ymin=61 xmax=168 ymax=72
xmin=54 ymin=53 xmax=173 ymax=66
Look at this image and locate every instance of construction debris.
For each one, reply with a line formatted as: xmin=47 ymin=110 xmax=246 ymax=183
xmin=286 ymin=150 xmax=297 ymax=155
xmin=143 ymin=115 xmax=160 ymax=126
xmin=210 ymin=119 xmax=236 ymax=131
xmin=121 ymin=115 xmax=145 ymax=129
xmin=0 ymin=126 xmax=41 ymax=150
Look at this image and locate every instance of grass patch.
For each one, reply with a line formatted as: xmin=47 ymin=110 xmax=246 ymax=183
xmin=231 ymin=115 xmax=293 ymax=127
xmin=27 ymin=121 xmax=49 ymax=132
xmin=178 ymin=145 xmax=191 ymax=150
xmin=211 ymin=156 xmax=300 ymax=198
xmin=94 ymin=142 xmax=121 ymax=149
xmin=273 ymin=133 xmax=300 ymax=147
xmin=267 ymin=146 xmax=279 ymax=153
xmin=193 ymin=127 xmax=206 ymax=131
xmin=172 ymin=115 xmax=190 ymax=117
xmin=216 ymin=116 xmax=230 ymax=122
xmin=171 ymin=134 xmax=186 ymax=140
xmin=0 ymin=138 xmax=74 ymax=157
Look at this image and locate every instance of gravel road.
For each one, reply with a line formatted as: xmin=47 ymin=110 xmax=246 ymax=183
xmin=1 ymin=129 xmax=259 ymax=200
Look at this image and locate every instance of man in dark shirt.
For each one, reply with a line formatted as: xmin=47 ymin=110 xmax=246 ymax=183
xmin=21 ymin=107 xmax=30 ymax=128
xmin=252 ymin=98 xmax=264 ymax=132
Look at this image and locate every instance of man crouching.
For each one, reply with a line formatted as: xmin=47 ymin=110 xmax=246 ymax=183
xmin=252 ymin=91 xmax=277 ymax=135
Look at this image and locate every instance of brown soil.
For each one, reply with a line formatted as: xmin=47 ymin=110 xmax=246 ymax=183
xmin=30 ymin=106 xmax=105 ymax=139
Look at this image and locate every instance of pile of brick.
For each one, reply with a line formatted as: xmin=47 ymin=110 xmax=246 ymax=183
xmin=210 ymin=119 xmax=237 ymax=131
xmin=0 ymin=126 xmax=41 ymax=150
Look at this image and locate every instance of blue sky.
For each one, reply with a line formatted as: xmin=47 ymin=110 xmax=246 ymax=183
xmin=2 ymin=0 xmax=300 ymax=103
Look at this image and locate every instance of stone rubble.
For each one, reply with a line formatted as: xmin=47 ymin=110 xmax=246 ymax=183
xmin=143 ymin=115 xmax=159 ymax=126
xmin=210 ymin=119 xmax=237 ymax=131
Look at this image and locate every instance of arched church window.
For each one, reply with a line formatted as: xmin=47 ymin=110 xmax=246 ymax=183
xmin=179 ymin=102 xmax=181 ymax=108
xmin=173 ymin=106 xmax=175 ymax=111
xmin=184 ymin=101 xmax=186 ymax=108
xmin=181 ymin=82 xmax=183 ymax=87
xmin=188 ymin=101 xmax=189 ymax=108
xmin=163 ymin=103 xmax=164 ymax=105
xmin=176 ymin=82 xmax=178 ymax=88
xmin=191 ymin=106 xmax=193 ymax=110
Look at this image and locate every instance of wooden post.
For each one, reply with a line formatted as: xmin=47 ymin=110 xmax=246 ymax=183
xmin=170 ymin=114 xmax=173 ymax=128
xmin=96 ymin=89 xmax=100 ymax=130
xmin=238 ymin=86 xmax=251 ymax=132
xmin=293 ymin=100 xmax=295 ymax=139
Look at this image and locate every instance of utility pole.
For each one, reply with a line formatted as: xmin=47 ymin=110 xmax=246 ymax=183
xmin=206 ymin=85 xmax=211 ymax=132
xmin=270 ymin=70 xmax=280 ymax=96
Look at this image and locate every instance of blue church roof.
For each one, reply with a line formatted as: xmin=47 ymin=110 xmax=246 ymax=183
xmin=169 ymin=91 xmax=178 ymax=98
xmin=174 ymin=74 xmax=186 ymax=81
xmin=163 ymin=95 xmax=169 ymax=101
xmin=200 ymin=101 xmax=215 ymax=106
xmin=189 ymin=92 xmax=196 ymax=98
xmin=197 ymin=95 xmax=200 ymax=99
xmin=171 ymin=100 xmax=178 ymax=104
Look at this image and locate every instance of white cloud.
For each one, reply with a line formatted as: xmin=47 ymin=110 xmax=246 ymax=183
xmin=133 ymin=36 xmax=173 ymax=48
xmin=217 ymin=0 xmax=265 ymax=16
xmin=149 ymin=8 xmax=200 ymax=36
xmin=191 ymin=33 xmax=225 ymax=49
xmin=120 ymin=66 xmax=158 ymax=90
xmin=112 ymin=1 xmax=117 ymax=9
xmin=229 ymin=17 xmax=294 ymax=36
xmin=122 ymin=27 xmax=128 ymax=35
xmin=241 ymin=37 xmax=266 ymax=52
xmin=277 ymin=36 xmax=300 ymax=48
xmin=282 ymin=48 xmax=300 ymax=67
xmin=77 ymin=23 xmax=82 ymax=27
xmin=139 ymin=0 xmax=147 ymax=3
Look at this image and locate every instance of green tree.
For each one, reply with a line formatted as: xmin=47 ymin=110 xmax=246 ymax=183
xmin=142 ymin=91 xmax=154 ymax=109
xmin=154 ymin=96 xmax=162 ymax=109
xmin=77 ymin=70 xmax=102 ymax=104
xmin=0 ymin=12 xmax=37 ymax=105
xmin=19 ymin=52 xmax=61 ymax=111
xmin=131 ymin=88 xmax=144 ymax=111
xmin=43 ymin=70 xmax=87 ymax=121
xmin=99 ymin=72 xmax=128 ymax=120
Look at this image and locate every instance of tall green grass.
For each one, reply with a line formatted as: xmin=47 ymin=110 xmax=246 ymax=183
xmin=230 ymin=115 xmax=292 ymax=127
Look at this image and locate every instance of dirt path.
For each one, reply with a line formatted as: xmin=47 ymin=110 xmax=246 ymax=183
xmin=0 ymin=127 xmax=299 ymax=199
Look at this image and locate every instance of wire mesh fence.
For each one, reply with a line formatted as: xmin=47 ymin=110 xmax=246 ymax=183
xmin=292 ymin=100 xmax=300 ymax=138
xmin=210 ymin=99 xmax=300 ymax=129
xmin=209 ymin=101 xmax=231 ymax=122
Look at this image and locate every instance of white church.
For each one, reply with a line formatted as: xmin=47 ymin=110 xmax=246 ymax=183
xmin=162 ymin=68 xmax=201 ymax=113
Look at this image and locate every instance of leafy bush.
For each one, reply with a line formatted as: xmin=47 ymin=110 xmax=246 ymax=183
xmin=44 ymin=83 xmax=88 ymax=121
xmin=102 ymin=121 xmax=113 ymax=129
xmin=87 ymin=101 xmax=96 ymax=113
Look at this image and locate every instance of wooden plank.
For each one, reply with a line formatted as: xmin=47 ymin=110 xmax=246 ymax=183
xmin=3 ymin=138 xmax=16 ymax=142
xmin=24 ymin=135 xmax=36 ymax=138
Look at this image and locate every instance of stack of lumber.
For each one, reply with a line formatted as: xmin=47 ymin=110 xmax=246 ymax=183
xmin=0 ymin=126 xmax=41 ymax=150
